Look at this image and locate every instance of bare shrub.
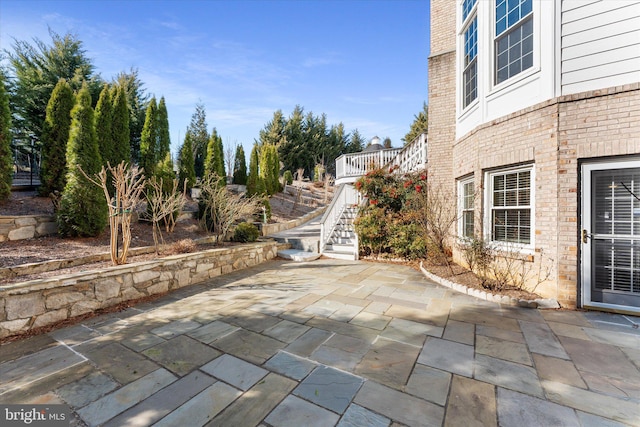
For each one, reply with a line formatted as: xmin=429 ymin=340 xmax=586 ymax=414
xmin=198 ymin=173 xmax=261 ymax=244
xmin=146 ymin=176 xmax=187 ymax=254
xmin=167 ymin=238 xmax=197 ymax=255
xmin=406 ymin=182 xmax=457 ymax=269
xmin=80 ymin=162 xmax=145 ymax=265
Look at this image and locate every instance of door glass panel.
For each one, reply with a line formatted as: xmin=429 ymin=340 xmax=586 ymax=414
xmin=590 ymin=167 xmax=640 ymax=306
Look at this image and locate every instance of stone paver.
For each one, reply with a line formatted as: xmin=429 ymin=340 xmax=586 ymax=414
xmin=293 ymin=366 xmax=364 ymax=414
xmin=404 ymin=364 xmax=451 ymax=406
xmin=265 ymin=395 xmax=340 ymax=427
xmin=418 ymin=337 xmax=474 ymax=377
xmin=445 ymin=375 xmax=497 ymax=427
xmin=201 ymin=354 xmax=268 ymax=391
xmin=77 ymin=368 xmax=176 ymax=427
xmin=497 ymin=388 xmax=580 ymax=427
xmin=1 ymin=258 xmax=638 ymax=427
xmin=265 ymin=351 xmax=318 ymax=380
xmin=338 ymin=404 xmax=391 ymax=427
xmin=354 ymin=380 xmax=444 ymax=427
xmin=142 ymin=335 xmax=221 ymax=376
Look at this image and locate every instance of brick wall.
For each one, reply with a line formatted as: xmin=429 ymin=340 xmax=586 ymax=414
xmin=446 ymin=85 xmax=639 ymax=307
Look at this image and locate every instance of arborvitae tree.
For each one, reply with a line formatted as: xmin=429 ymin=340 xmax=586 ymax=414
xmin=155 ymin=152 xmax=175 ymax=194
xmin=139 ymin=96 xmax=157 ymax=177
xmin=178 ymin=131 xmax=196 ymax=191
xmin=233 ymin=145 xmax=247 ymax=185
xmin=0 ymin=73 xmax=12 ymax=201
xmin=39 ymin=78 xmax=74 ymax=196
xmin=57 ymin=83 xmax=108 ymax=236
xmin=110 ymin=85 xmax=131 ymax=165
xmin=217 ymin=132 xmax=225 ymax=179
xmin=94 ymin=84 xmax=113 ymax=167
xmin=156 ymin=96 xmax=170 ymax=162
xmin=260 ymin=144 xmax=280 ymax=195
xmin=187 ymin=103 xmax=209 ymax=178
xmin=403 ymin=102 xmax=428 ymax=144
xmin=205 ymin=128 xmax=225 ymax=184
xmin=246 ymin=143 xmax=260 ymax=196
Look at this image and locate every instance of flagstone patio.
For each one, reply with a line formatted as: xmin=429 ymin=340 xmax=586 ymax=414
xmin=1 ymin=259 xmax=638 ymax=426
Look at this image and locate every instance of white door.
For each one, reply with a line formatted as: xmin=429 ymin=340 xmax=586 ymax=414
xmin=581 ymin=160 xmax=640 ymax=313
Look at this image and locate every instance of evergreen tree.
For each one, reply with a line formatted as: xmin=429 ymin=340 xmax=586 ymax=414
xmin=260 ymin=144 xmax=280 ymax=195
xmin=156 ymin=96 xmax=170 ymax=162
xmin=403 ymin=102 xmax=428 ymax=144
xmin=94 ymin=84 xmax=113 ymax=167
xmin=39 ymin=78 xmax=74 ymax=196
xmin=57 ymin=83 xmax=108 ymax=236
xmin=246 ymin=143 xmax=261 ymax=196
xmin=187 ymin=103 xmax=209 ymax=178
xmin=110 ymin=85 xmax=131 ymax=165
xmin=115 ymin=68 xmax=148 ymax=163
xmin=139 ymin=97 xmax=158 ymax=177
xmin=0 ymin=73 xmax=12 ymax=201
xmin=8 ymin=30 xmax=101 ymax=147
xmin=178 ymin=131 xmax=196 ymax=191
xmin=155 ymin=151 xmax=175 ymax=194
xmin=205 ymin=128 xmax=225 ymax=183
xmin=258 ymin=110 xmax=285 ymax=147
xmin=346 ymin=129 xmax=365 ymax=153
xmin=233 ymin=145 xmax=247 ymax=185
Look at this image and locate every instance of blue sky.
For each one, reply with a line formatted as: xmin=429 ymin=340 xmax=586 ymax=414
xmin=1 ymin=0 xmax=430 ymax=157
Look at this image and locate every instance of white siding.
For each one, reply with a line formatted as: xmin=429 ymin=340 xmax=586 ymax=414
xmin=562 ymin=0 xmax=640 ymax=95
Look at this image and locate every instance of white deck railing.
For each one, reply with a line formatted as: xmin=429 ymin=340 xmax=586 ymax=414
xmin=335 ymin=133 xmax=427 ymax=184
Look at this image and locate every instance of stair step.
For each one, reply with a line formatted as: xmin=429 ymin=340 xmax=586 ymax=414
xmin=326 ymin=243 xmax=356 ymax=253
xmin=322 ymin=250 xmax=358 ymax=261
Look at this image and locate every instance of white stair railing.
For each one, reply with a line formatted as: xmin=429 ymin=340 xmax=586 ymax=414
xmin=387 ymin=133 xmax=428 ymax=174
xmin=320 ymin=183 xmax=361 ymax=254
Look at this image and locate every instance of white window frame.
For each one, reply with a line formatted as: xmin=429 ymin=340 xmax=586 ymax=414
xmin=460 ymin=0 xmax=479 ymax=111
xmin=458 ymin=176 xmax=475 ymax=240
xmin=493 ymin=0 xmax=534 ymax=87
xmin=484 ymin=165 xmax=535 ymax=251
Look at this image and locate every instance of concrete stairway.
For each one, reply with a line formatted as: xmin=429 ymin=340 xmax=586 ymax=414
xmin=322 ymin=207 xmax=358 ymax=261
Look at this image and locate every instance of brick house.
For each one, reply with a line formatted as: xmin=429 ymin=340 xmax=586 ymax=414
xmin=427 ymin=0 xmax=640 ymax=312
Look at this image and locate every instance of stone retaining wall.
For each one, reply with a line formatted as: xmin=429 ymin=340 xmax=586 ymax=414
xmin=260 ymin=206 xmax=326 ymax=236
xmin=0 ymin=215 xmax=57 ymax=242
xmin=0 ymin=240 xmax=285 ymax=339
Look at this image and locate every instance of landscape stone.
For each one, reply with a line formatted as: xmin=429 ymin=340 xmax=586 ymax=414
xmin=263 ymin=319 xmax=310 ymax=343
xmin=212 ymin=328 xmax=285 ymax=364
xmin=188 ymin=320 xmax=240 ymax=344
xmin=5 ymin=293 xmax=46 ymax=320
xmin=532 ymin=353 xmax=586 ymax=389
xmin=285 ymin=327 xmax=333 ymax=357
xmin=8 ymin=225 xmax=35 ymax=240
xmin=476 ymin=335 xmax=532 ymax=365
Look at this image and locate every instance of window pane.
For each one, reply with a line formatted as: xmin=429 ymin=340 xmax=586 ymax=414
xmin=463 ymin=0 xmax=478 ymax=22
xmin=495 ymin=2 xmax=533 ymax=84
xmin=490 ymin=169 xmax=532 ymax=244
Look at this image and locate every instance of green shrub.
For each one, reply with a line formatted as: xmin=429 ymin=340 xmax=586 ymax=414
xmin=354 ymin=206 xmax=389 ymax=256
xmin=234 ymin=221 xmax=260 ymax=242
xmin=283 ymin=170 xmax=293 ymax=185
xmin=388 ymin=221 xmax=427 ymax=260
